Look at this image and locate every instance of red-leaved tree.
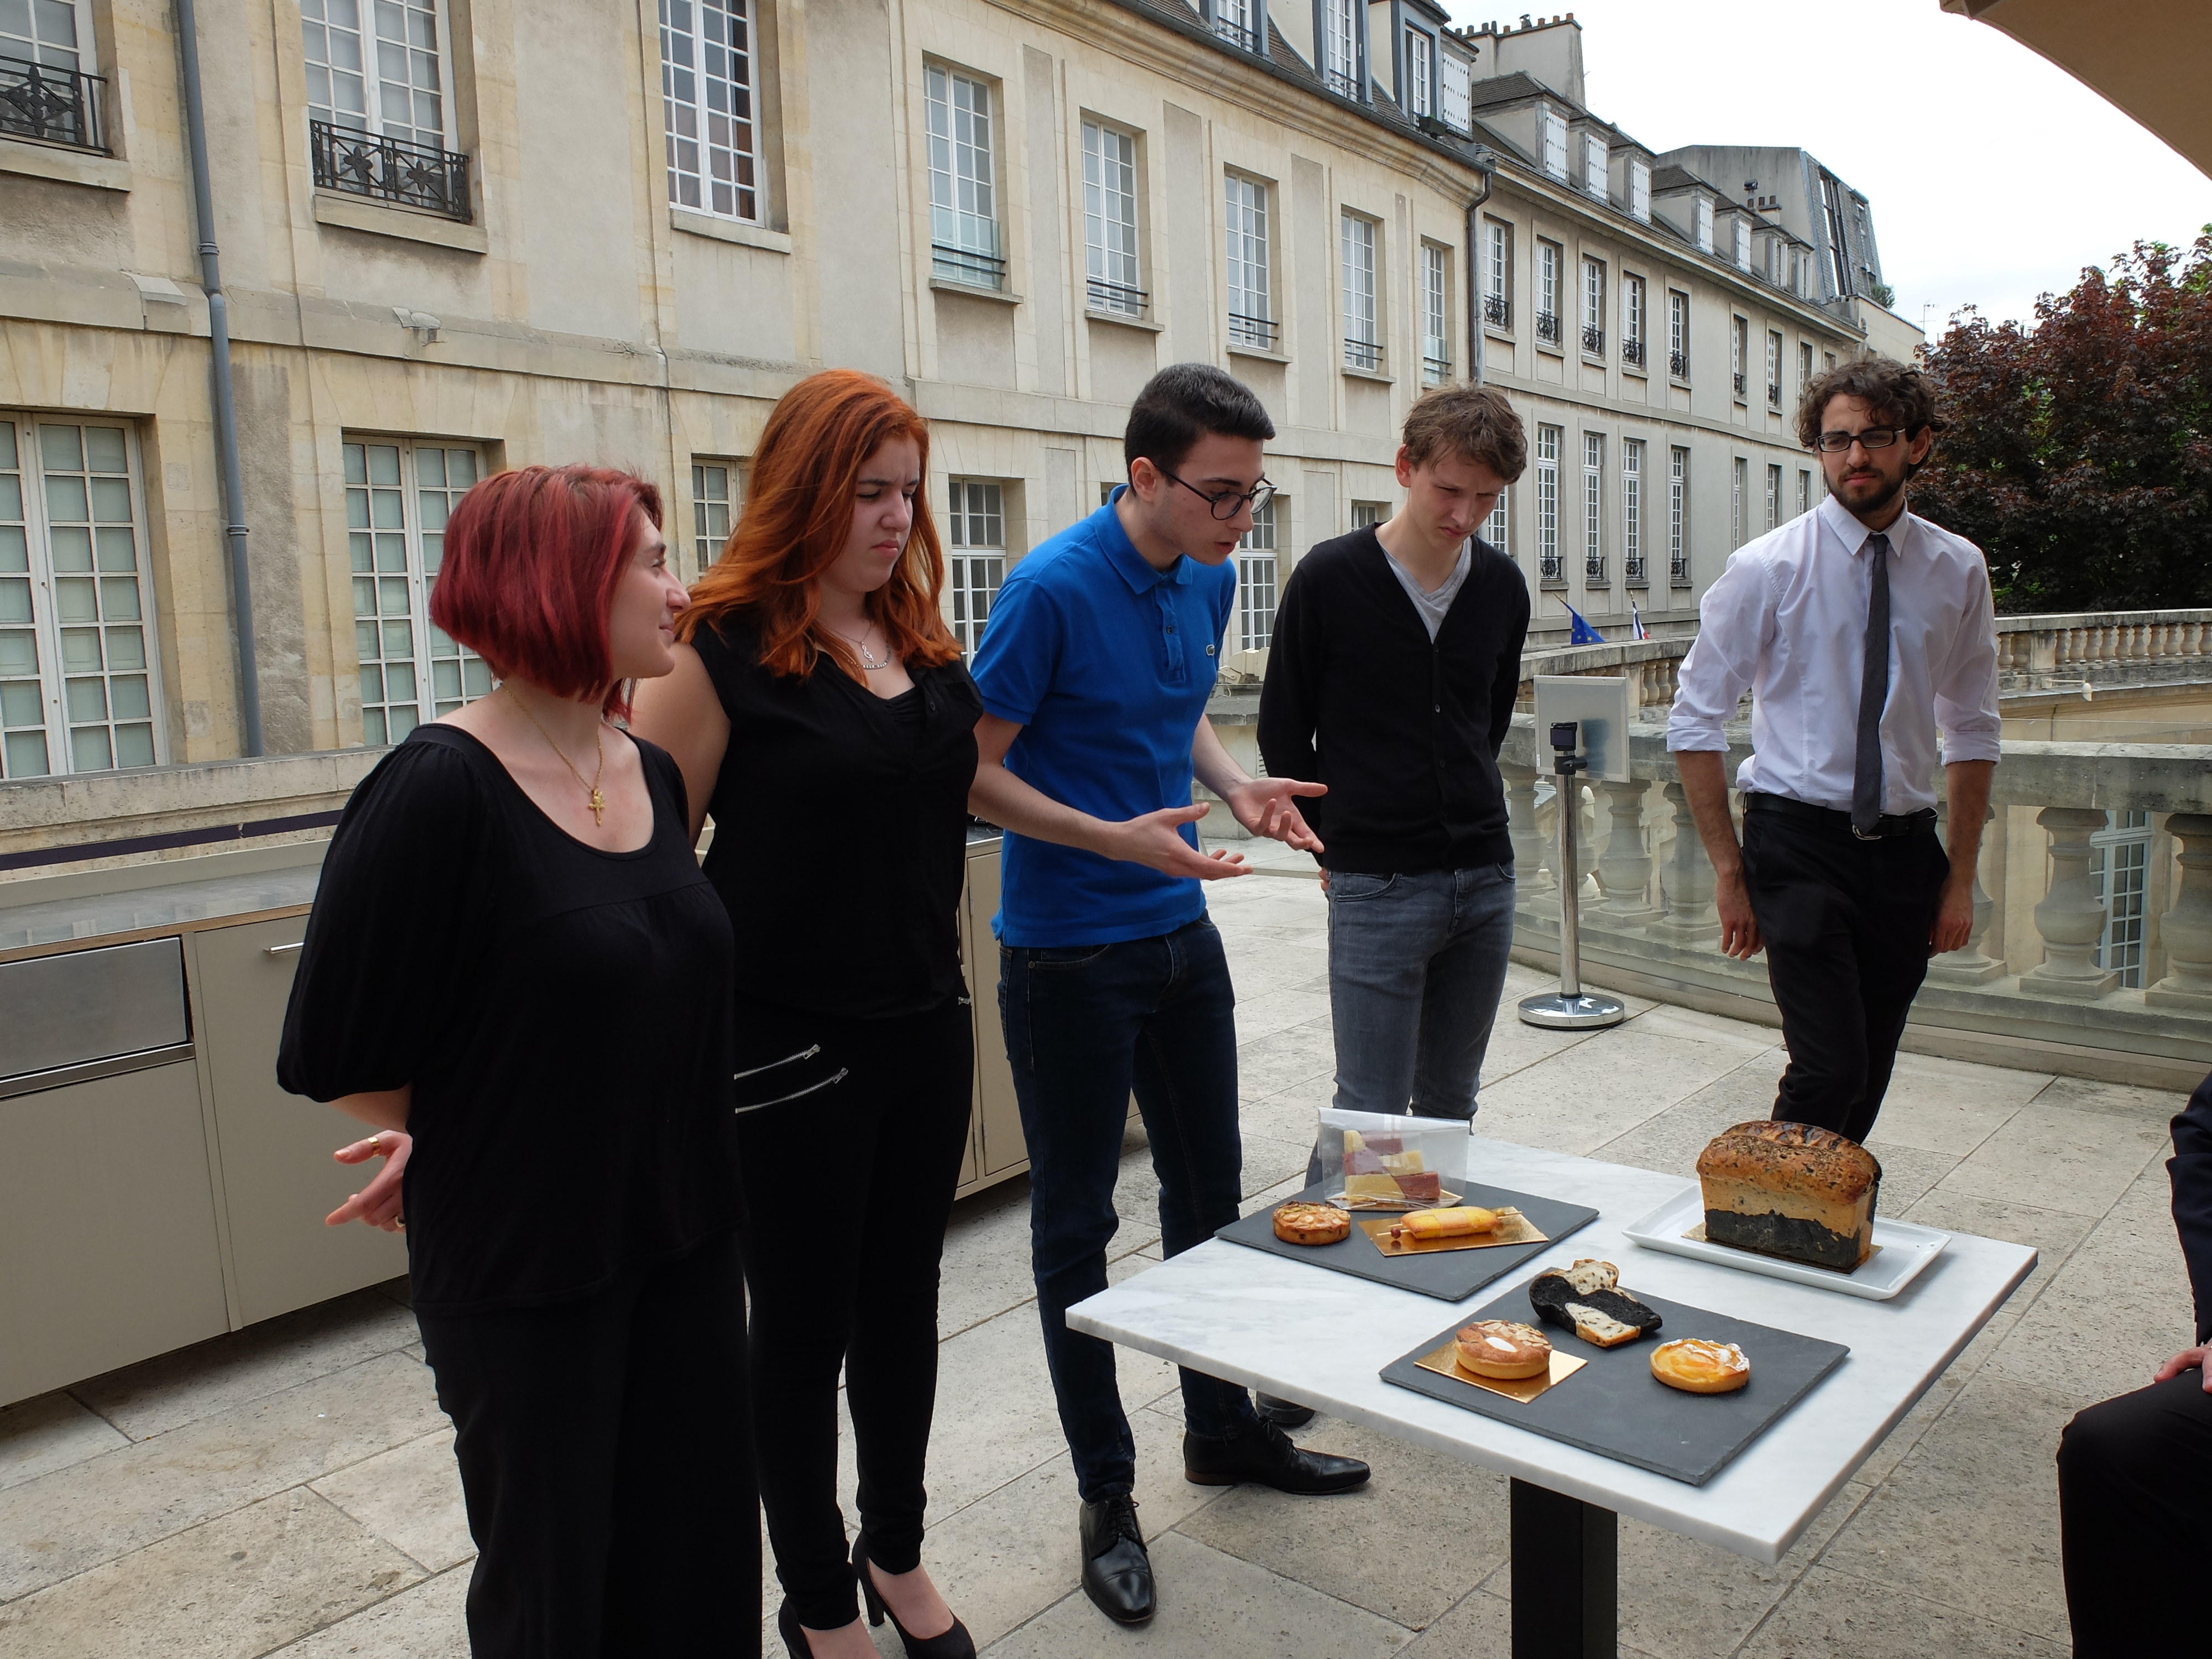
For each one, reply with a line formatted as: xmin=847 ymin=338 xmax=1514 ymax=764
xmin=1914 ymin=232 xmax=2212 ymax=613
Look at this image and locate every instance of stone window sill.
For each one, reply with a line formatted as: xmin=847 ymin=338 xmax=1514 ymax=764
xmin=1085 ymin=307 xmax=1162 ymax=333
xmin=929 ymin=277 xmax=1021 ymax=306
xmin=670 ymin=208 xmax=791 ymax=254
xmin=1341 ymin=363 xmax=1394 ymax=385
xmin=314 ymin=191 xmax=487 ymax=253
xmin=0 ymin=135 xmax=128 ymax=192
xmin=1227 ymin=341 xmax=1290 ymax=365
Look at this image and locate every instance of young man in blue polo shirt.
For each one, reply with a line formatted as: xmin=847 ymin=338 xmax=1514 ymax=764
xmin=969 ymin=365 xmax=1370 ymax=1629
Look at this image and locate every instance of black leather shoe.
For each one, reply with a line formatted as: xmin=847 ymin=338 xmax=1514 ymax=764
xmin=1255 ymin=1392 xmax=1317 ymax=1430
xmin=1183 ymin=1417 xmax=1371 ymax=1494
xmin=1079 ymin=1496 xmax=1155 ymax=1625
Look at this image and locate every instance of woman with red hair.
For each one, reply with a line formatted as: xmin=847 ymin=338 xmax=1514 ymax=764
xmin=278 ymin=466 xmax=754 ymax=1657
xmin=633 ymin=369 xmax=980 ymax=1659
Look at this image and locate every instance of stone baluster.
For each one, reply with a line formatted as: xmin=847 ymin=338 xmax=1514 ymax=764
xmin=1650 ymin=781 xmax=1720 ymax=942
xmin=2146 ymin=814 xmax=2212 ymax=1011
xmin=1595 ymin=780 xmax=1658 ymax=921
xmin=2020 ymin=807 xmax=2120 ymax=1000
xmin=1925 ymin=801 xmax=2004 ymax=984
xmin=1501 ymin=760 xmax=1553 ymax=902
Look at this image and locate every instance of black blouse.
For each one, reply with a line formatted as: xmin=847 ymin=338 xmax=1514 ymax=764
xmin=692 ymin=622 xmax=982 ymax=1019
xmin=276 ymin=725 xmax=742 ymax=1316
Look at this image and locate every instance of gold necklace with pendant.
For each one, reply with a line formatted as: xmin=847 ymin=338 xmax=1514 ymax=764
xmin=509 ymin=688 xmax=609 ymax=826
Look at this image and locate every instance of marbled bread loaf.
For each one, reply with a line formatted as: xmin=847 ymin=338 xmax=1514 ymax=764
xmin=1696 ymin=1120 xmax=1881 ymax=1272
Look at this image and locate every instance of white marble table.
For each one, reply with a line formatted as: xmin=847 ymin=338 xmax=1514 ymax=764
xmin=1067 ymin=1137 xmax=2036 ymax=1655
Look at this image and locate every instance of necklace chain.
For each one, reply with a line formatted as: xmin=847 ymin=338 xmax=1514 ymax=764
xmin=832 ymin=624 xmax=892 ymax=671
xmin=508 ymin=688 xmax=609 ymax=826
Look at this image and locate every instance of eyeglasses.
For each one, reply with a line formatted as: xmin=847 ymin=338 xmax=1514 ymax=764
xmin=1162 ymin=471 xmax=1277 ymax=521
xmin=1813 ymin=427 xmax=1906 ymax=453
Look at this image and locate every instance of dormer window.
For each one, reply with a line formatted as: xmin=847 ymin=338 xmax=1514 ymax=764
xmin=1538 ymin=105 xmax=1567 ymax=180
xmin=1693 ymin=197 xmax=1713 ymax=253
xmin=1406 ymin=29 xmax=1431 ymax=118
xmin=1628 ymin=159 xmax=1650 ymax=223
xmin=1582 ymin=133 xmax=1607 ymax=202
xmin=1733 ymin=219 xmax=1750 ymax=270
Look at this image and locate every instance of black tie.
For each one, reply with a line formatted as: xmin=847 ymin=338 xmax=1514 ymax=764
xmin=1853 ymin=533 xmax=1891 ymax=834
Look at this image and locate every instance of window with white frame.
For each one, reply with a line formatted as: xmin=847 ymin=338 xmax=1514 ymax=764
xmin=1668 ymin=289 xmax=1688 ymax=378
xmin=1693 ymin=197 xmax=1713 ymax=254
xmin=1628 ymin=158 xmax=1650 ymax=222
xmin=1213 ymin=0 xmax=1259 ymax=50
xmin=1082 ymin=121 xmax=1143 ymax=317
xmin=1351 ymin=500 xmax=1388 ymax=530
xmin=1322 ymin=0 xmax=1359 ymax=96
xmin=0 ymin=416 xmax=163 ymax=779
xmin=1421 ymin=244 xmax=1449 ymax=385
xmin=346 ymin=438 xmax=491 ymax=748
xmin=2091 ymin=811 xmax=2153 ymax=986
xmin=1483 ymin=484 xmax=1507 ymax=553
xmin=659 ymin=0 xmax=759 ymax=223
xmin=1800 ymin=340 xmax=1815 ymax=401
xmin=1580 ymin=258 xmax=1605 ymax=356
xmin=1537 ymin=104 xmax=1567 ymax=180
xmin=1483 ymin=218 xmax=1511 ymax=328
xmin=1667 ymin=446 xmax=1689 ymax=583
xmin=1731 ymin=456 xmax=1747 ymax=547
xmin=1797 ymin=467 xmax=1811 ymax=520
xmin=4 ymin=0 xmax=98 ymax=152
xmin=1623 ymin=274 xmax=1646 ymax=369
xmin=1582 ymin=433 xmax=1605 ymax=583
xmin=1236 ymin=497 xmax=1278 ymax=652
xmin=944 ymin=479 xmax=1005 ymax=661
xmin=1536 ymin=239 xmax=1561 ymax=347
xmin=926 ymin=66 xmax=1001 ymax=289
xmin=303 ymin=0 xmax=451 ymax=152
xmin=1731 ymin=315 xmax=1748 ymax=399
xmin=1224 ymin=174 xmax=1273 ymax=349
xmin=1340 ymin=212 xmax=1380 ymax=372
xmin=1766 ymin=463 xmax=1782 ymax=532
xmin=1733 ymin=218 xmax=1751 ymax=271
xmin=1622 ymin=439 xmax=1644 ymax=583
xmin=1536 ymin=425 xmax=1561 ymax=581
xmin=1438 ymin=49 xmax=1470 ymax=133
xmin=1582 ymin=133 xmax=1608 ymax=201
xmin=692 ymin=460 xmax=740 ymax=578
xmin=1766 ymin=329 xmax=1782 ymax=408
xmin=1405 ymin=29 xmax=1431 ymax=118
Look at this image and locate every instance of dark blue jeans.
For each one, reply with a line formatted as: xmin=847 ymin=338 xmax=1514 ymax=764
xmin=999 ymin=915 xmax=1258 ymax=1503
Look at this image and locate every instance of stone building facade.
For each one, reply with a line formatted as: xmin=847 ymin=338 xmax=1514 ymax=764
xmin=0 ymin=0 xmax=1901 ymax=816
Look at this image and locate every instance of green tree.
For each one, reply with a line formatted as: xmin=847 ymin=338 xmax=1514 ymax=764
xmin=1914 ymin=232 xmax=2212 ymax=613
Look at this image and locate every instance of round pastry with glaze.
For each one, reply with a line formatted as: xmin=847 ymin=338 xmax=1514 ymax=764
xmin=1650 ymin=1338 xmax=1751 ymax=1394
xmin=1272 ymin=1202 xmax=1352 ymax=1246
xmin=1455 ymin=1319 xmax=1554 ymax=1380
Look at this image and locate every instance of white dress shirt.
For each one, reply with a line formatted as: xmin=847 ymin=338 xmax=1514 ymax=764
xmin=1667 ymin=493 xmax=2001 ymax=813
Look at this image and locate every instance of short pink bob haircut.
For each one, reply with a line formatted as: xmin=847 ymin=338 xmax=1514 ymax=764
xmin=429 ymin=464 xmax=663 ymax=716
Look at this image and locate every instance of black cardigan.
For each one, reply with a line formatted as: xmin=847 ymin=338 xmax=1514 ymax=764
xmin=2172 ymin=1072 xmax=2212 ymax=1344
xmin=1258 ymin=528 xmax=1530 ymax=875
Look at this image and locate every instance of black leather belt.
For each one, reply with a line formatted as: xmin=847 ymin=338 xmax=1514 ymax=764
xmin=1743 ymin=792 xmax=1937 ymax=840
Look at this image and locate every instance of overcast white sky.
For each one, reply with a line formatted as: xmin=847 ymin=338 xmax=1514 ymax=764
xmin=1443 ymin=0 xmax=2212 ymax=337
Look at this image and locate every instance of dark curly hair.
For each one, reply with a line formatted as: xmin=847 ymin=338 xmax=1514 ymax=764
xmin=1796 ymin=356 xmax=1944 ymax=477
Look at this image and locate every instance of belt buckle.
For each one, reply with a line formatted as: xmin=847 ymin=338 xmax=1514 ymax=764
xmin=1851 ymin=822 xmax=1882 ymax=841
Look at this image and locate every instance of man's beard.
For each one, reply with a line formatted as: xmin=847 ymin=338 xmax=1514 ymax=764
xmin=1838 ymin=468 xmax=1906 ymax=520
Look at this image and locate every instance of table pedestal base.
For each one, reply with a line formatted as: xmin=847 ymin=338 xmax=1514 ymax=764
xmin=1510 ymin=1478 xmax=1617 ymax=1658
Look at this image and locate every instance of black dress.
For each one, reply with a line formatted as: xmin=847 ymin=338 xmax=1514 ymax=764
xmin=275 ymin=723 xmax=753 ymax=1659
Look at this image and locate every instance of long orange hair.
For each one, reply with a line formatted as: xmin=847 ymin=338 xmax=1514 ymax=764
xmin=679 ymin=369 xmax=962 ymax=680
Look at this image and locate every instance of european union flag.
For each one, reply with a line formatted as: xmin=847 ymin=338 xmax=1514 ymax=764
xmin=1568 ymin=606 xmax=1606 ymax=645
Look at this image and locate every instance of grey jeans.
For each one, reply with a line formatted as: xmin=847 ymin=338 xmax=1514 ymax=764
xmin=1324 ymin=863 xmax=1518 ymax=1121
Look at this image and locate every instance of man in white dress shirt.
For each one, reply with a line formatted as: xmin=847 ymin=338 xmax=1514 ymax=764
xmin=1668 ymin=358 xmax=2000 ymax=1142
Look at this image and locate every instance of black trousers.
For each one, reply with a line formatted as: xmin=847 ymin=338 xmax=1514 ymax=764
xmin=1741 ymin=802 xmax=1948 ymax=1144
xmin=733 ymin=997 xmax=974 ymax=1631
xmin=415 ymin=1229 xmax=757 ymax=1659
xmin=2057 ymin=1366 xmax=2212 ymax=1653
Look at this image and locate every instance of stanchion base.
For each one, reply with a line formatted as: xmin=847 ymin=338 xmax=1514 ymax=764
xmin=1517 ymin=991 xmax=1628 ymax=1030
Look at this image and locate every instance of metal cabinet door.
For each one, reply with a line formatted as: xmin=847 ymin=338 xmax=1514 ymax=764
xmin=190 ymin=917 xmax=407 ymax=1326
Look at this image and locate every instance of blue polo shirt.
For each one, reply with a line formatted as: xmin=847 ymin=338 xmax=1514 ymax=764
xmin=972 ymin=490 xmax=1238 ymax=947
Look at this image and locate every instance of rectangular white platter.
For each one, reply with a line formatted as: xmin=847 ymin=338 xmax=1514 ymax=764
xmin=1622 ymin=1182 xmax=1949 ymax=1302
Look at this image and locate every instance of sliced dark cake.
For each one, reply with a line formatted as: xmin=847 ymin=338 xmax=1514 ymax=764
xmin=1528 ymin=1260 xmax=1663 ymax=1348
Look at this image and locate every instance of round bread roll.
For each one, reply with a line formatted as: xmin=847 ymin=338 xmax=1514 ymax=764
xmin=1455 ymin=1319 xmax=1553 ymax=1380
xmin=1272 ymin=1202 xmax=1351 ymax=1246
xmin=1650 ymin=1338 xmax=1751 ymax=1394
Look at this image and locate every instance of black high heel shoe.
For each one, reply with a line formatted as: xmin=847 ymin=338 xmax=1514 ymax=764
xmin=853 ymin=1532 xmax=976 ymax=1659
xmin=774 ymin=1599 xmax=814 ymax=1659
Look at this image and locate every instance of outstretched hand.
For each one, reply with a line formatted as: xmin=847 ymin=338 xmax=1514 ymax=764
xmin=328 ymin=1132 xmax=410 ymax=1232
xmin=1100 ymin=803 xmax=1251 ymax=880
xmin=2154 ymin=1342 xmax=2212 ymax=1392
xmin=1222 ymin=776 xmax=1327 ymax=853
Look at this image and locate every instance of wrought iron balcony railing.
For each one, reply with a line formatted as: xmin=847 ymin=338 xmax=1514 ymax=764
xmin=1539 ymin=550 xmax=1563 ymax=582
xmin=1622 ymin=337 xmax=1646 ymax=368
xmin=1582 ymin=325 xmax=1605 ymax=356
xmin=1228 ymin=312 xmax=1279 ymax=351
xmin=1732 ymin=370 xmax=1747 ymax=398
xmin=1670 ymin=550 xmax=1692 ymax=583
xmin=1422 ymin=354 xmax=1452 ymax=387
xmin=1624 ymin=550 xmax=1647 ymax=584
xmin=1669 ymin=350 xmax=1690 ymax=379
xmin=1767 ymin=381 xmax=1783 ymax=409
xmin=1087 ymin=278 xmax=1149 ymax=319
xmin=1585 ymin=552 xmax=1606 ymax=583
xmin=1483 ymin=293 xmax=1511 ymax=330
xmin=1535 ymin=311 xmax=1562 ymax=346
xmin=1343 ymin=337 xmax=1383 ymax=373
xmin=1213 ymin=17 xmax=1261 ymax=53
xmin=1 ymin=52 xmax=107 ymax=153
xmin=311 ymin=119 xmax=471 ymax=221
xmin=1323 ymin=68 xmax=1363 ymax=100
xmin=931 ymin=243 xmax=1007 ymax=290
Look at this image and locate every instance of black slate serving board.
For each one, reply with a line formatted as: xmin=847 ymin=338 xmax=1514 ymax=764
xmin=1215 ymin=1181 xmax=1598 ymax=1302
xmin=1380 ymin=1285 xmax=1851 ymax=1486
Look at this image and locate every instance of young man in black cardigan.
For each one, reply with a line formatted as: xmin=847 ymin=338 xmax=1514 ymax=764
xmin=1259 ymin=385 xmax=1530 ymax=1124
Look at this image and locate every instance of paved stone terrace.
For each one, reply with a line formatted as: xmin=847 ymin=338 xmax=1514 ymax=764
xmin=1 ymin=849 xmax=2193 ymax=1657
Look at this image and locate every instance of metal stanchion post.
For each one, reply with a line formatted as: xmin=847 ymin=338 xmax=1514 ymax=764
xmin=1518 ymin=720 xmax=1627 ymax=1030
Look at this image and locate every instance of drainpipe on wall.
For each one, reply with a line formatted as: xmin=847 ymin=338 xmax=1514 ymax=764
xmin=175 ymin=0 xmax=263 ymax=756
xmin=1463 ymin=151 xmax=1495 ymax=385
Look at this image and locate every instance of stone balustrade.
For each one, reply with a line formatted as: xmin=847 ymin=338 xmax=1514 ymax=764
xmin=1993 ymin=609 xmax=2212 ymax=690
xmin=1500 ymin=717 xmax=2212 ymax=1090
